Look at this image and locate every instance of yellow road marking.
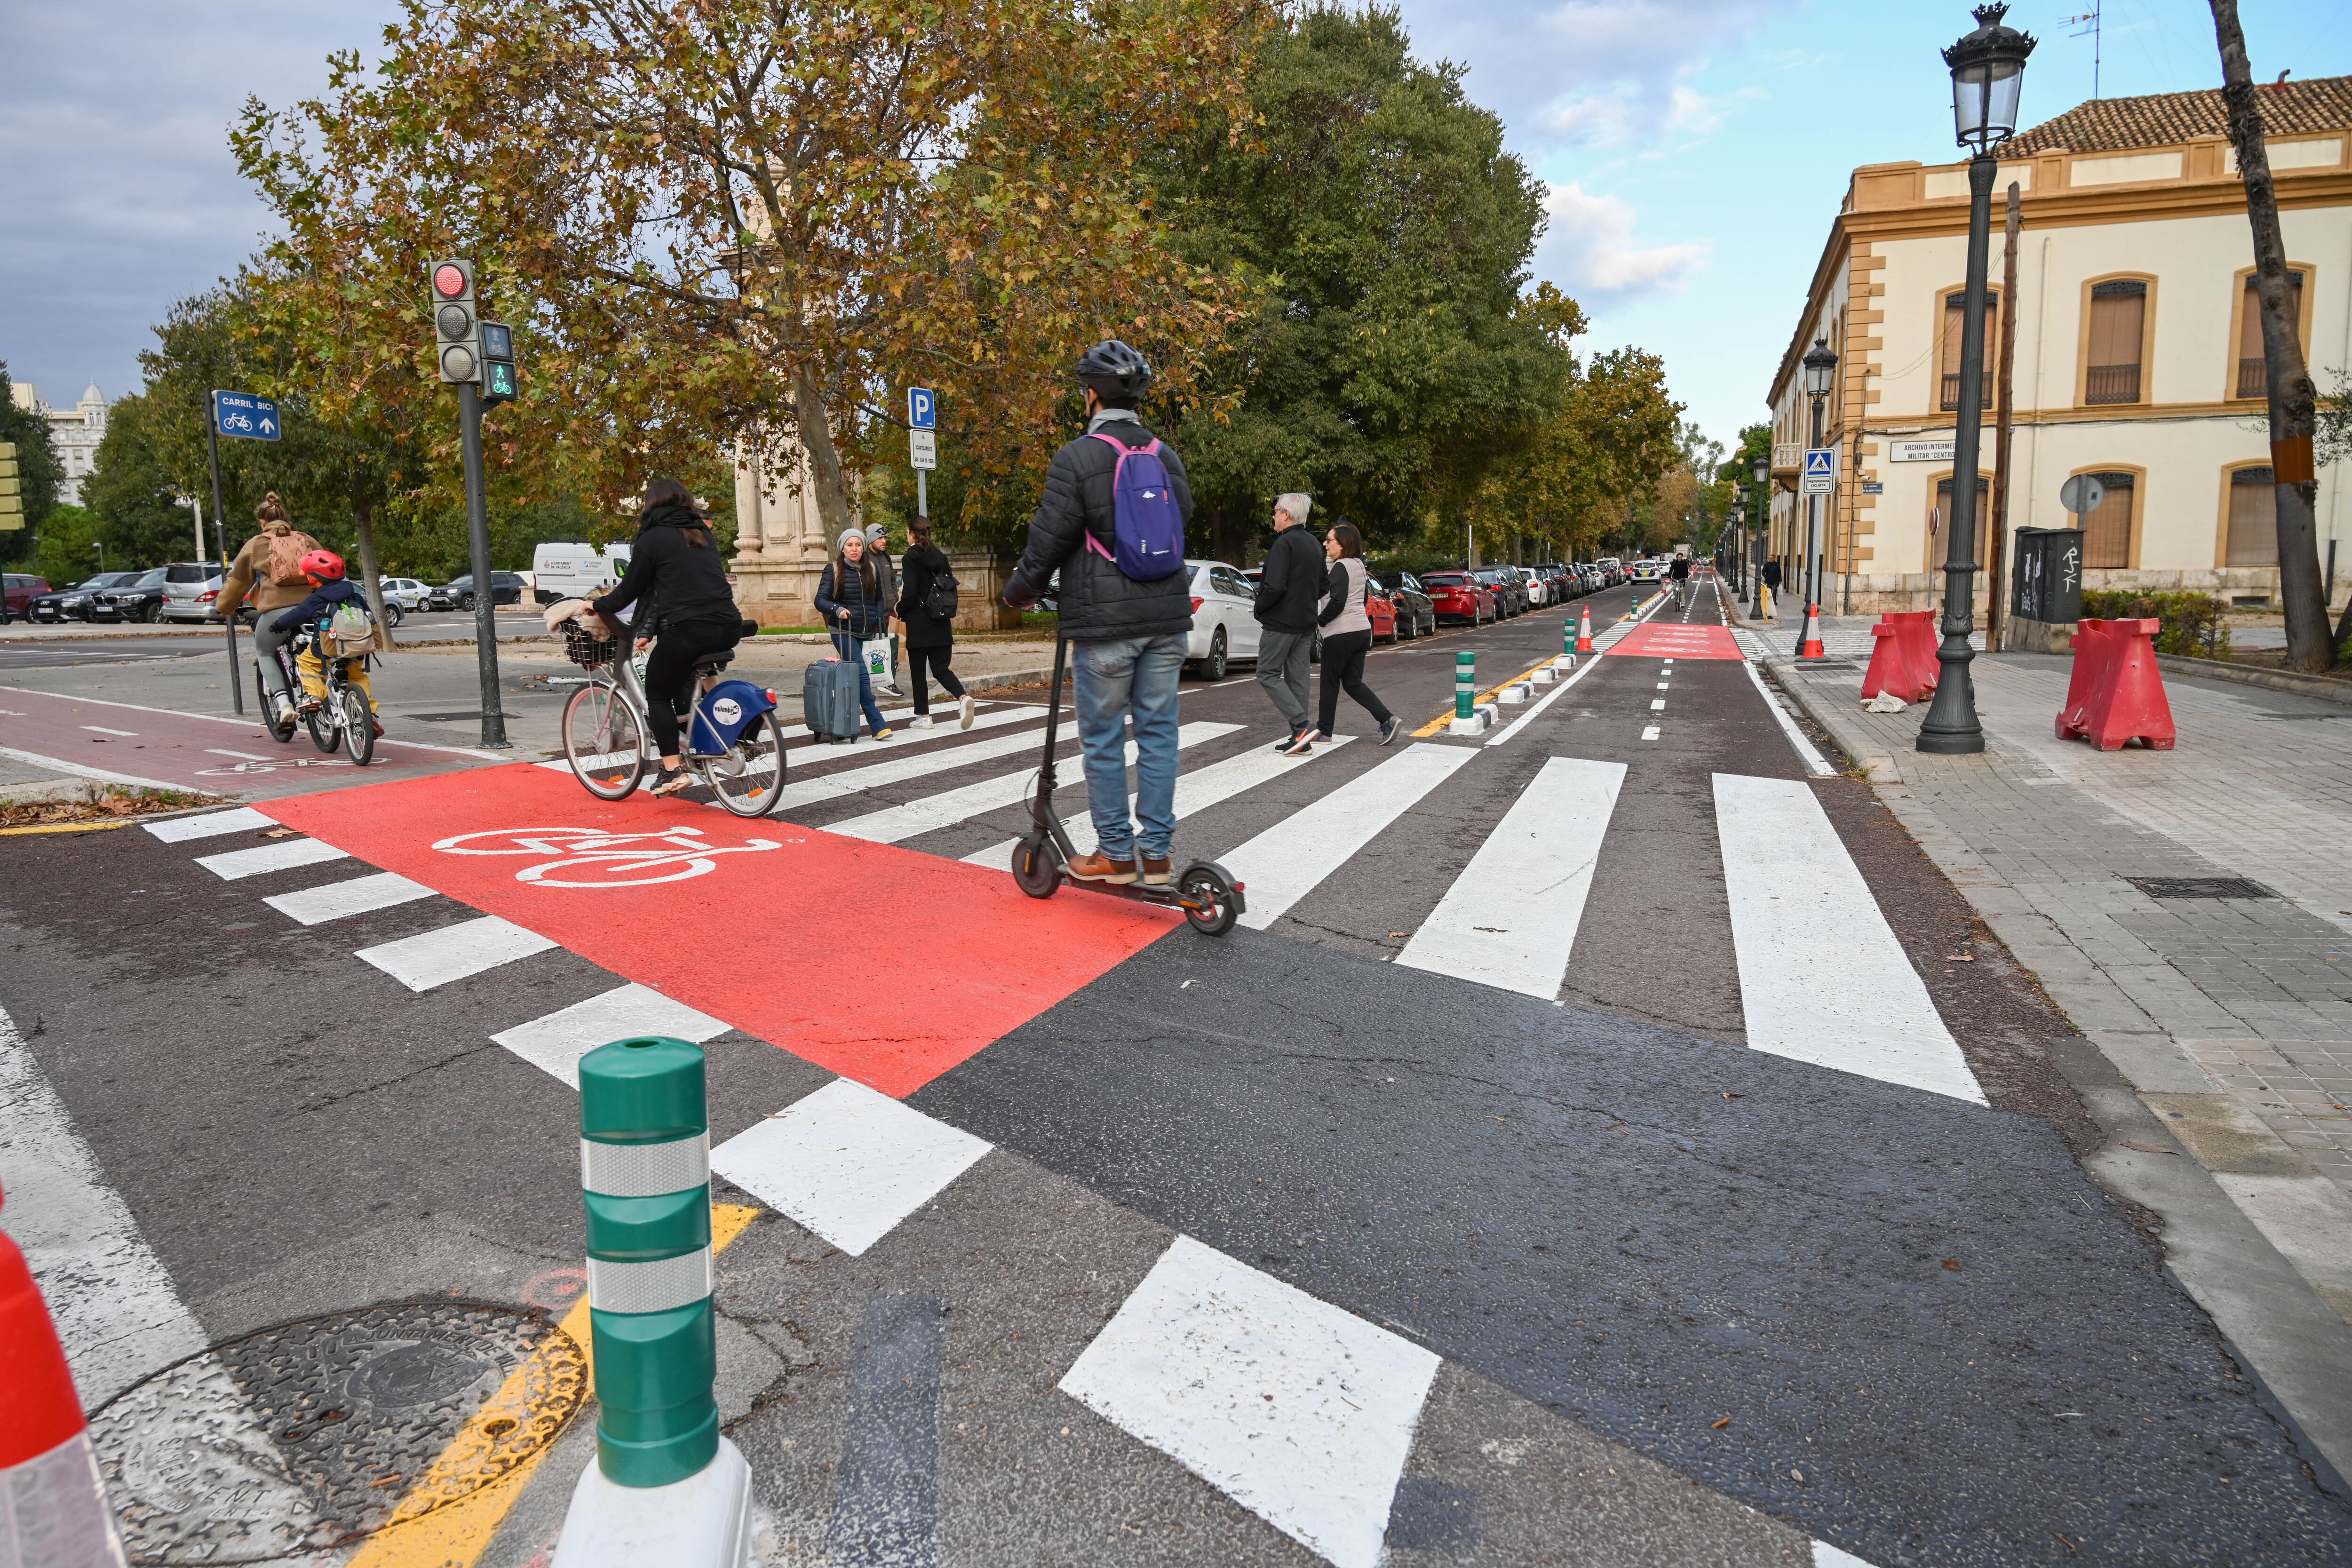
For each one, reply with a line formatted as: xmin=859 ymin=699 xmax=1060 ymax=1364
xmin=1412 ymin=653 xmax=1580 ymax=738
xmin=0 ymin=820 xmax=128 ymax=835
xmin=347 ymin=1202 xmax=763 ymax=1568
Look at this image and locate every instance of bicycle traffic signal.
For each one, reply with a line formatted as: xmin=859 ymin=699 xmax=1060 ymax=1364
xmin=478 ymin=319 xmax=519 ymax=406
xmin=429 ymin=258 xmax=482 ymax=384
xmin=0 ymin=442 xmax=21 ymax=531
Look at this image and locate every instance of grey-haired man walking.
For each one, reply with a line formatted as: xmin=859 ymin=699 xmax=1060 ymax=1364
xmin=1252 ymin=492 xmax=1326 ymax=755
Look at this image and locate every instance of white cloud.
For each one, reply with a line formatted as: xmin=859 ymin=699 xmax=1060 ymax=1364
xmin=1532 ymin=183 xmax=1709 ymax=299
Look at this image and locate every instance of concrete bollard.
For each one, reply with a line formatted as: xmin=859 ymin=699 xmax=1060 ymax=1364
xmin=554 ymin=1037 xmax=750 ymax=1568
xmin=1499 ymin=682 xmax=1530 ymax=704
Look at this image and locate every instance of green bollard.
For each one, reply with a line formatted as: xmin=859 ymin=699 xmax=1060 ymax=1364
xmin=1454 ymin=650 xmax=1476 ymax=720
xmin=579 ymin=1037 xmax=717 ymax=1489
xmin=1564 ymin=619 xmax=1574 ymax=657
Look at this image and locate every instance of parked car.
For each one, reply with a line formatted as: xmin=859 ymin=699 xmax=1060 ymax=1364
xmin=429 ymin=572 xmax=530 ymax=611
xmin=378 ymin=577 xmax=433 ymax=614
xmin=1417 ymin=571 xmax=1494 ymax=626
xmin=1474 ymin=568 xmax=1522 ymax=617
xmin=1368 ymin=572 xmax=1436 ymax=640
xmin=1184 ymin=558 xmax=1261 ymax=679
xmin=26 ymin=573 xmax=141 ymax=623
xmin=158 ymin=562 xmax=240 ymax=623
xmin=1514 ymin=567 xmax=1547 ymax=609
xmin=1 ymin=573 xmax=50 ymax=623
xmin=93 ymin=567 xmax=171 ymax=622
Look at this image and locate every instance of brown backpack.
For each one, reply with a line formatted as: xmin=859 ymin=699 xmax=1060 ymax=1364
xmin=265 ymin=530 xmax=310 ymax=587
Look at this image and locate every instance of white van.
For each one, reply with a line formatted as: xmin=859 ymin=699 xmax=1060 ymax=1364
xmin=531 ymin=540 xmax=631 ymax=605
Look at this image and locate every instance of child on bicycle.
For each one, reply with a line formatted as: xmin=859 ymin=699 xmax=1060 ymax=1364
xmin=271 ymin=550 xmax=381 ymax=733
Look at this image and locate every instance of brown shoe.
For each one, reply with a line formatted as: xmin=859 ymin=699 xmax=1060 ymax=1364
xmin=1140 ymin=855 xmax=1173 ymax=887
xmin=1067 ymin=853 xmax=1138 ymax=884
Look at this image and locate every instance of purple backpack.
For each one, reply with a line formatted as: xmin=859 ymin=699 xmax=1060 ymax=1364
xmin=1085 ymin=431 xmax=1186 ymax=581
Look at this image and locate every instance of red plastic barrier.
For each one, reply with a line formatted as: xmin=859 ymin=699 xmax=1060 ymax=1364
xmin=0 ymin=1178 xmax=129 ymax=1563
xmin=2058 ymin=617 xmax=2176 ymax=751
xmin=1862 ymin=611 xmax=1940 ymax=702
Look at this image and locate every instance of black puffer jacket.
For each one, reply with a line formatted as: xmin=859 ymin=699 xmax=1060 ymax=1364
xmin=896 ymin=543 xmax=958 ymax=650
xmin=592 ymin=504 xmax=736 ymax=632
xmin=1253 ymin=524 xmax=1327 ymax=633
xmin=1005 ymin=415 xmax=1194 ymax=640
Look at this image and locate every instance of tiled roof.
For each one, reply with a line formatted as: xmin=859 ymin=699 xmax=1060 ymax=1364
xmin=2005 ymin=75 xmax=2352 ymax=155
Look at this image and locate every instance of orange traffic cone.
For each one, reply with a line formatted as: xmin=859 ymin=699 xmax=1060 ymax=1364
xmin=1575 ymin=605 xmax=1594 ymax=653
xmin=1798 ymin=602 xmax=1827 ymax=660
xmin=0 ymin=1181 xmax=127 ymax=1566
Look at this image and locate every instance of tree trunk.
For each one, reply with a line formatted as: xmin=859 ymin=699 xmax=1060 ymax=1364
xmin=1989 ymin=181 xmax=2022 ymax=649
xmin=793 ymin=362 xmax=858 ymax=546
xmin=350 ymin=492 xmax=394 ymax=653
xmin=2210 ymin=0 xmax=2330 ymax=669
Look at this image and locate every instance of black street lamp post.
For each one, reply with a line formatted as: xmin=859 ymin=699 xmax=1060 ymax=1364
xmin=1750 ymin=454 xmax=1770 ymax=607
xmin=1918 ymin=3 xmax=2034 ymax=754
xmin=1798 ymin=336 xmax=1837 ymax=655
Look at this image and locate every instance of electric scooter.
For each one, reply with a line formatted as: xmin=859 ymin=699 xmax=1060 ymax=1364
xmin=1009 ymin=637 xmax=1244 ymax=937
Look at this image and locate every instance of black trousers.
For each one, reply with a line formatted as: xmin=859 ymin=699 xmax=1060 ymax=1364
xmin=645 ymin=618 xmax=741 ymax=757
xmin=1316 ymin=629 xmax=1391 ymax=735
xmin=906 ymin=644 xmax=965 ymax=714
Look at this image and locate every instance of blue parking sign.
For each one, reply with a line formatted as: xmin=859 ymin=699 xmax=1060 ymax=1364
xmin=907 ymin=387 xmax=936 ymax=430
xmin=213 ymin=390 xmax=281 ymax=442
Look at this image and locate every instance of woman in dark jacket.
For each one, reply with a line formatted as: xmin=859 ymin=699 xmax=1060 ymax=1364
xmin=894 ymin=517 xmax=974 ymax=731
xmin=590 ymin=477 xmax=742 ymax=796
xmin=814 ymin=527 xmax=892 ymax=740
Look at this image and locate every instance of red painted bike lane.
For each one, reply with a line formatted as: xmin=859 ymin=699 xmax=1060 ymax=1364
xmin=259 ymin=761 xmax=1178 ymax=1096
xmin=0 ymin=686 xmax=495 ymax=798
xmin=1604 ymin=622 xmax=1742 ymax=661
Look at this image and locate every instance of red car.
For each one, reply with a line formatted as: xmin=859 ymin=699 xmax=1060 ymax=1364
xmin=1415 ymin=571 xmax=1495 ymax=626
xmin=2 ymin=573 xmax=51 ymax=623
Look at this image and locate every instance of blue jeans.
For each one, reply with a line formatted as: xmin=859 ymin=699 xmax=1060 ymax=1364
xmin=1073 ymin=632 xmax=1186 ymax=862
xmin=831 ymin=629 xmax=888 ymax=735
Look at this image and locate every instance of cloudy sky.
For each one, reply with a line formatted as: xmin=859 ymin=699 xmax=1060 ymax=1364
xmin=3 ymin=0 xmax=2346 ymax=458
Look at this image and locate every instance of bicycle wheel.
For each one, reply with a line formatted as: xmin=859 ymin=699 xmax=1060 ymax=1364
xmin=703 ymin=709 xmax=786 ymax=818
xmin=563 ymin=682 xmax=646 ymax=799
xmin=306 ymin=691 xmax=341 ymax=754
xmin=341 ymin=686 xmax=375 ymax=765
xmin=256 ymin=663 xmax=295 ymax=744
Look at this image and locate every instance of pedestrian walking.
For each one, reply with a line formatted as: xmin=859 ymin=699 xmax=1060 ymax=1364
xmin=1252 ymin=492 xmax=1326 ymax=755
xmin=863 ymin=522 xmax=903 ymax=695
xmin=1313 ymin=523 xmax=1401 ymax=746
xmin=896 ymin=517 xmax=975 ymax=731
xmin=1001 ymin=339 xmax=1195 ymax=886
xmin=1759 ymin=557 xmax=1782 ymax=620
xmin=815 ymin=528 xmax=893 ymax=740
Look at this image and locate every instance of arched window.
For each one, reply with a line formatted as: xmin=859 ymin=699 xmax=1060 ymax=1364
xmin=2225 ymin=467 xmax=2278 ymax=566
xmin=2079 ymin=471 xmax=2136 ymax=569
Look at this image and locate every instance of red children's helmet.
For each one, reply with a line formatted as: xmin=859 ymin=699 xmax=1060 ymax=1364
xmin=298 ymin=549 xmax=346 ymax=581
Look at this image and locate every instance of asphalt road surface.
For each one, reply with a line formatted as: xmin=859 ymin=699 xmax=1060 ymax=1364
xmin=4 ymin=576 xmax=2347 ymax=1566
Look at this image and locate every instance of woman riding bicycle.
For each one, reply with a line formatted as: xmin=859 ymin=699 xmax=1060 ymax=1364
xmin=271 ymin=549 xmax=382 ymax=734
xmin=583 ymin=478 xmax=743 ymax=797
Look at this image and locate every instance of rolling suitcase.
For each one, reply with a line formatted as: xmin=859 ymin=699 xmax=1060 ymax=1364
xmin=802 ymin=648 xmax=866 ymax=742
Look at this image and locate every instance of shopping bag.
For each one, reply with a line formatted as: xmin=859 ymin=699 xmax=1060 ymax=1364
xmin=863 ymin=635 xmax=898 ymax=683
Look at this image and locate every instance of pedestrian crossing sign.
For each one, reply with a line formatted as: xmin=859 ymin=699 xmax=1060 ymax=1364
xmin=1802 ymin=448 xmax=1837 ymax=495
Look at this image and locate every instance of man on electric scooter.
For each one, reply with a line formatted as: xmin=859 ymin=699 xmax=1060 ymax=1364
xmin=1002 ymin=341 xmax=1195 ymax=887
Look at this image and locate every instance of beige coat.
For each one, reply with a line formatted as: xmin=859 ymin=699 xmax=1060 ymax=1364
xmin=217 ymin=522 xmax=321 ymax=617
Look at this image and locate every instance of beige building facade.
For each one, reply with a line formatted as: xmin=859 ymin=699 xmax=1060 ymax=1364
xmin=1762 ymin=78 xmax=2352 ymax=618
xmin=10 ymin=382 xmax=107 ymax=507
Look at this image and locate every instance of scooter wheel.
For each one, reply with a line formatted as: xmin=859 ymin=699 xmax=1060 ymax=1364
xmin=1176 ymin=860 xmax=1243 ymax=937
xmin=1012 ymin=832 xmax=1062 ymax=900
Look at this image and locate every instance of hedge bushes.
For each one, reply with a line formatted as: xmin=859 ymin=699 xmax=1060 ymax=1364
xmin=2077 ymin=589 xmax=2231 ymax=658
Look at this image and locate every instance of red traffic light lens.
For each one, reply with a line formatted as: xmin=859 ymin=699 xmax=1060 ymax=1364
xmin=432 ymin=263 xmax=468 ymax=298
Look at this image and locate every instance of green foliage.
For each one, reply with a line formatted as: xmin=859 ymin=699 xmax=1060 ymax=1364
xmin=2079 ymin=589 xmax=2232 ymax=658
xmin=29 ymin=505 xmax=103 ymax=587
xmin=0 ymin=363 xmax=65 ymax=566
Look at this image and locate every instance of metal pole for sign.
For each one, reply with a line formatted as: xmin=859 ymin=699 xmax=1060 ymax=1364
xmin=457 ymin=382 xmax=509 ymax=748
xmin=207 ymin=419 xmax=242 ymax=716
xmin=916 ymin=470 xmax=928 ymax=521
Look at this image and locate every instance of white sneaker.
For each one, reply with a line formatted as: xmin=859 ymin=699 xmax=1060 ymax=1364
xmin=909 ymin=714 xmax=935 ymax=729
xmin=959 ymin=695 xmax=976 ymax=730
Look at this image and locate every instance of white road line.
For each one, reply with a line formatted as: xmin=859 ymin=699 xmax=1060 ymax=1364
xmin=961 ymin=731 xmax=1345 ymax=870
xmin=0 ymin=742 xmax=190 ymax=794
xmin=205 ymin=748 xmax=275 ymax=762
xmin=1397 ymin=756 xmax=1624 ymax=998
xmin=145 ymin=805 xmax=274 ymax=842
xmin=782 ymin=700 xmax=1037 ymax=753
xmin=1713 ymin=772 xmax=1985 ymax=1104
xmin=771 ymin=724 xmax=1053 ymax=813
xmin=355 ymin=914 xmax=559 ymax=992
xmin=493 ymin=983 xmax=732 ymax=1087
xmin=826 ymin=722 xmax=1240 ymax=844
xmin=80 ymin=724 xmax=137 ymax=736
xmin=1655 ymin=682 xmax=1669 ymax=690
xmin=1643 ymin=725 xmax=1661 ymax=740
xmin=712 ymin=1079 xmax=990 ymax=1256
xmin=1060 ymin=1235 xmax=1439 ymax=1568
xmin=194 ymin=837 xmax=350 ymax=881
xmin=1740 ymin=658 xmax=1836 ymax=776
xmin=1482 ymin=655 xmax=1602 ymax=748
xmin=1649 ymin=699 xmax=1666 ymax=711
xmin=0 ymin=1003 xmax=207 ymax=1408
xmin=1224 ymin=744 xmax=1473 ymax=930
xmin=1815 ymin=1542 xmax=1881 ymax=1568
xmin=263 ymin=871 xmax=436 ymax=926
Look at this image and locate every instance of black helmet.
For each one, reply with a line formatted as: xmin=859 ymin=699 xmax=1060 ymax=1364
xmin=1075 ymin=339 xmax=1152 ymax=399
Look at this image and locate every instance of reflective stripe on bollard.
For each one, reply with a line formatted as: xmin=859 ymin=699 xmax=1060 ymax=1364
xmin=1454 ymin=650 xmax=1476 ymax=721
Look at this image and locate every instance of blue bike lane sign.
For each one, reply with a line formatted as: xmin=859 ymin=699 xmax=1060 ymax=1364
xmin=212 ymin=390 xmax=281 ymax=442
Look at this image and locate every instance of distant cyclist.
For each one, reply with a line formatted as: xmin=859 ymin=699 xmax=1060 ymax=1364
xmin=1669 ymin=553 xmax=1692 ymax=607
xmin=215 ymin=492 xmax=321 ymax=728
xmin=270 ymin=549 xmax=379 ymax=732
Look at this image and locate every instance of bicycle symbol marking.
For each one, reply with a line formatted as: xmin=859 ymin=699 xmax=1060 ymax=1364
xmin=433 ymin=825 xmax=787 ymax=888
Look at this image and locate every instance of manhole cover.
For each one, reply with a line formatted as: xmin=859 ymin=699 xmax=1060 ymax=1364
xmin=2123 ymin=875 xmax=2277 ymax=900
xmin=90 ymin=1303 xmax=584 ymax=1564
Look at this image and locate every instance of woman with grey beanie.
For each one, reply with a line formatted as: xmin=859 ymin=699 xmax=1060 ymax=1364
xmin=814 ymin=526 xmax=893 ymax=740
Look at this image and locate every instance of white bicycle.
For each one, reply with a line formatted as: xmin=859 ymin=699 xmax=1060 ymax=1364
xmin=556 ymin=619 xmax=787 ymax=818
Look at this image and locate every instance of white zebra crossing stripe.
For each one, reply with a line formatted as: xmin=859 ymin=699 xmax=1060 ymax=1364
xmin=824 ymin=722 xmax=1241 ymax=844
xmin=355 ymin=914 xmax=560 ymax=993
xmin=712 ymin=1079 xmax=991 ymax=1257
xmin=144 ymin=806 xmax=274 ymax=842
xmin=194 ymin=836 xmax=350 ymax=881
xmin=262 ymin=871 xmax=436 ymax=926
xmin=1815 ymin=1542 xmax=1881 ymax=1568
xmin=1224 ymin=744 xmax=1474 ymax=931
xmin=493 ymin=982 xmax=732 ymax=1086
xmin=1398 ymin=756 xmax=1624 ymax=998
xmin=1059 ymin=1234 xmax=1439 ymax=1568
xmin=1713 ymin=772 xmax=1985 ymax=1104
xmin=772 ymin=724 xmax=1051 ymax=813
xmin=960 ymin=732 xmax=1351 ymax=870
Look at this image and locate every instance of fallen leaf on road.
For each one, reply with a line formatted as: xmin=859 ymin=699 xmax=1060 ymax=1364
xmin=1711 ymin=1417 xmax=1731 ymax=1429
xmin=263 ymin=828 xmax=299 ymax=838
xmin=1388 ymin=931 xmax=1409 ymax=939
xmin=2121 ymin=1138 xmax=2177 ymax=1156
xmin=1721 ymin=1091 xmax=1744 ymax=1099
xmin=1944 ymin=952 xmax=1976 ymax=962
xmin=1942 ymin=1258 xmax=1962 ymax=1271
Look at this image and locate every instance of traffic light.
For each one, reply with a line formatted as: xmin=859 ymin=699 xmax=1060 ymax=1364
xmin=429 ymin=258 xmax=482 ymax=384
xmin=0 ymin=442 xmax=21 ymax=531
xmin=478 ymin=320 xmax=519 ymax=406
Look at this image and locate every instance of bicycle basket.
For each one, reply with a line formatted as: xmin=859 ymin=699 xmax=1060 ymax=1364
xmin=563 ymin=621 xmax=616 ymax=669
